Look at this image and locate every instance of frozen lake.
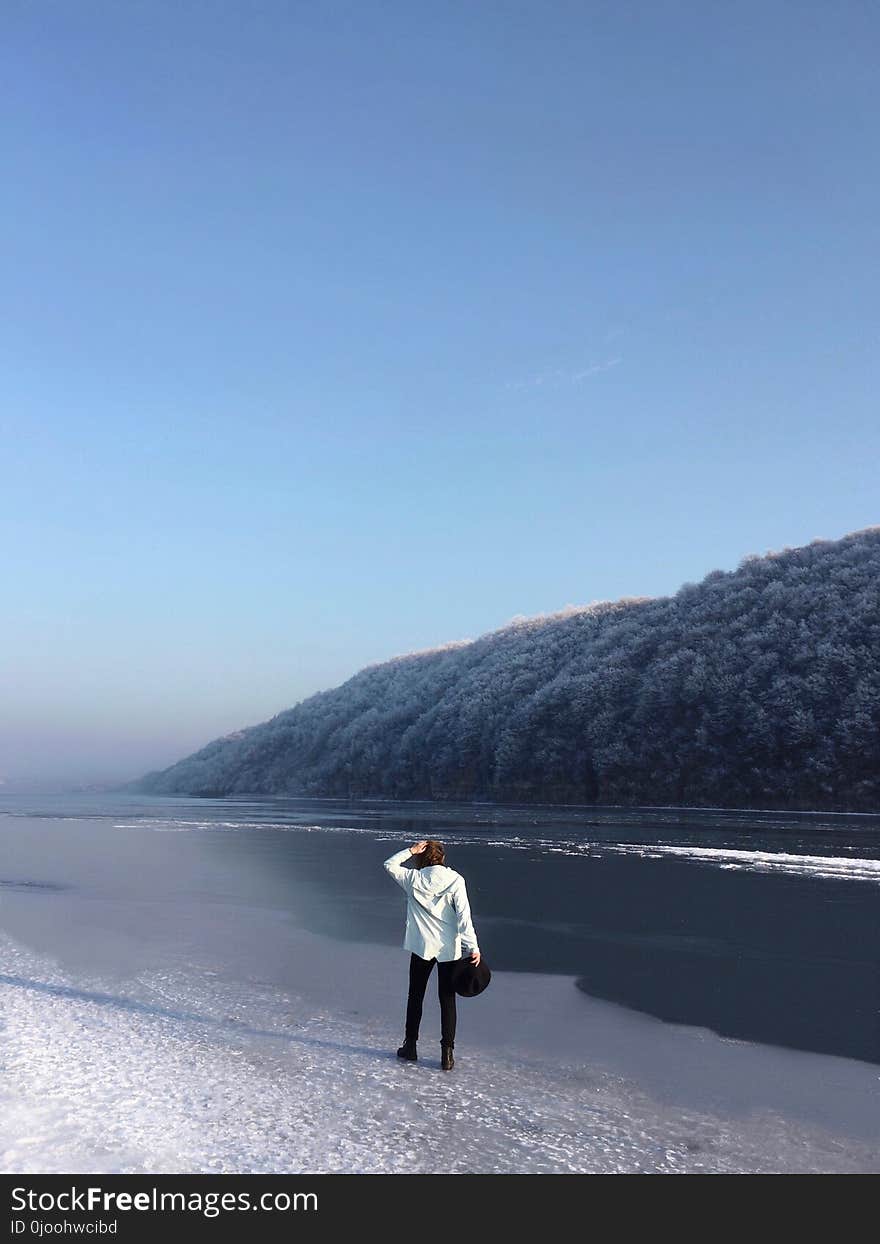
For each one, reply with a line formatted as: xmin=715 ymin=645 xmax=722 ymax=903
xmin=1 ymin=792 xmax=878 ymax=1172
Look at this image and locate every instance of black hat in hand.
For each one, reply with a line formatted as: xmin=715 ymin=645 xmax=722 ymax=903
xmin=453 ymin=955 xmax=491 ymax=997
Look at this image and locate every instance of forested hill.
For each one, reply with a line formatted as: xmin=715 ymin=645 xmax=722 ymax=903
xmin=136 ymin=528 xmax=880 ymax=811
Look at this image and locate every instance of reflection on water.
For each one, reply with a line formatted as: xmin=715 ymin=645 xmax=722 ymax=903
xmin=1 ymin=791 xmax=878 ymax=1063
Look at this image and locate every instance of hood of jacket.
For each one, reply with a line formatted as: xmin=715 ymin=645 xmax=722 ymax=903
xmin=410 ymin=864 xmax=460 ymax=911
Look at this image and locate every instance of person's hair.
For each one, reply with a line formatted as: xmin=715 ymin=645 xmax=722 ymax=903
xmin=417 ymin=839 xmax=446 ymax=868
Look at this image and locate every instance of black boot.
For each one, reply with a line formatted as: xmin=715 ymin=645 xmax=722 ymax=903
xmin=441 ymin=1043 xmax=455 ymax=1071
xmin=397 ymin=1038 xmax=418 ymax=1061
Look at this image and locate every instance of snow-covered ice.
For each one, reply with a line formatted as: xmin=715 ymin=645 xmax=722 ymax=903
xmin=567 ymin=842 xmax=880 ymax=882
xmin=1 ymin=929 xmax=877 ymax=1174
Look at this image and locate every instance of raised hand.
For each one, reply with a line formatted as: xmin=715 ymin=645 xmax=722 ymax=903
xmin=409 ymin=840 xmax=429 ymax=855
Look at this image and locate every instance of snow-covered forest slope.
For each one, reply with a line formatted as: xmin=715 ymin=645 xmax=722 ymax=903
xmin=136 ymin=528 xmax=880 ymax=811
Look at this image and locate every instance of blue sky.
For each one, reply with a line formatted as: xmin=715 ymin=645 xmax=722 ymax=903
xmin=2 ymin=1 xmax=878 ymax=784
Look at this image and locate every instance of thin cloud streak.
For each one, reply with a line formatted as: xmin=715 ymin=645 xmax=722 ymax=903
xmin=506 ymin=357 xmax=623 ymax=390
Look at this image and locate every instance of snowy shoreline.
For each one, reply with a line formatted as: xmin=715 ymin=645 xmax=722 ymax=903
xmin=1 ymin=928 xmax=877 ymax=1174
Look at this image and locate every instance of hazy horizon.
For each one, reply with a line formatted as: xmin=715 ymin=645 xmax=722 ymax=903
xmin=3 ymin=3 xmax=878 ymax=787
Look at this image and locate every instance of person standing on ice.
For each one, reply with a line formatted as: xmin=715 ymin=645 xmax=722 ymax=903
xmin=383 ymin=839 xmax=481 ymax=1072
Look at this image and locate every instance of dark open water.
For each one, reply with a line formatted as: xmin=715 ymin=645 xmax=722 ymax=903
xmin=1 ymin=792 xmax=878 ymax=1063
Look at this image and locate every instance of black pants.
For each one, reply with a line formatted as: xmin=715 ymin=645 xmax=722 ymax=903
xmin=405 ymin=953 xmax=457 ymax=1046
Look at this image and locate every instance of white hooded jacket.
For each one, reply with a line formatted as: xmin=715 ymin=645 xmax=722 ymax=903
xmin=383 ymin=848 xmax=480 ymax=963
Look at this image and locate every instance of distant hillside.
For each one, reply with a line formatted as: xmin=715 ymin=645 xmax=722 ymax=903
xmin=136 ymin=528 xmax=880 ymax=811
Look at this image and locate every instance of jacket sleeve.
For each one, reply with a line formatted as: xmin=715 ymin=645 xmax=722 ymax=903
xmin=452 ymin=878 xmax=479 ymax=953
xmin=383 ymin=847 xmax=417 ymax=893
